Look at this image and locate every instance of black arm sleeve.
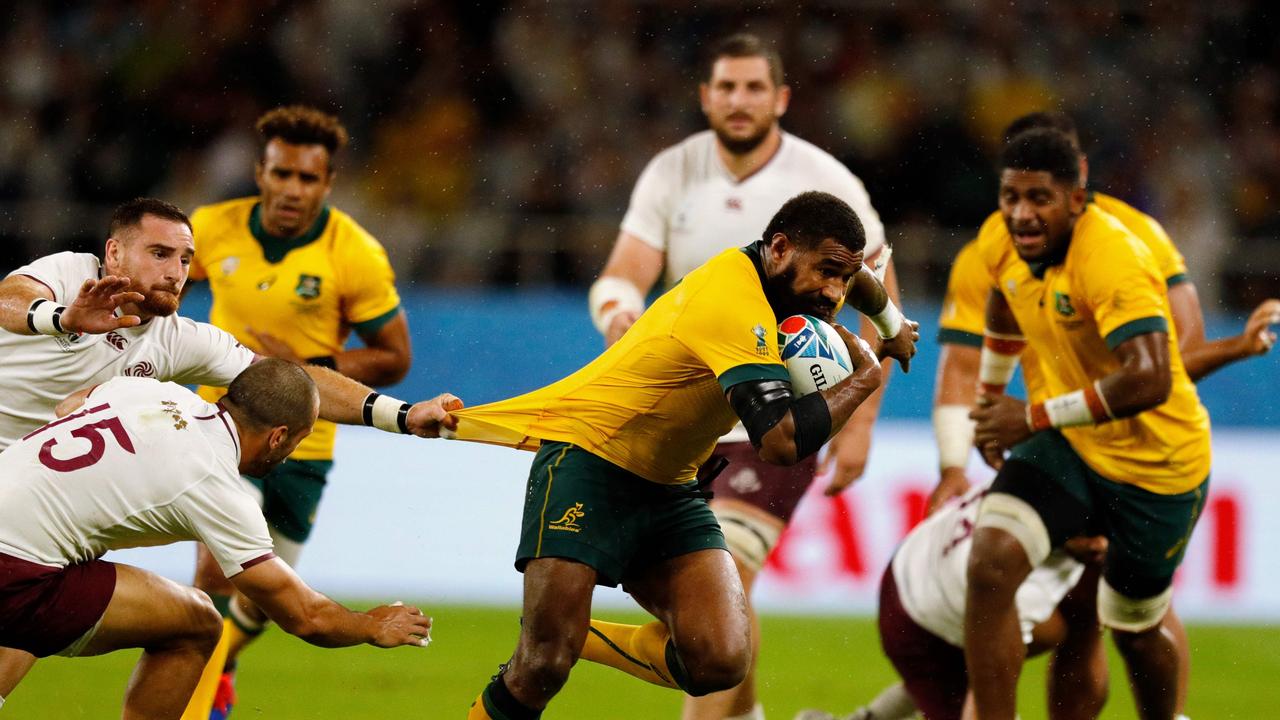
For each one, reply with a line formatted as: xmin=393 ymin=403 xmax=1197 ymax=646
xmin=727 ymin=380 xmax=833 ymax=461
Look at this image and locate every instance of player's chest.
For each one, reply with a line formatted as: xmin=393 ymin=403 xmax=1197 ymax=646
xmin=997 ymin=263 xmax=1093 ymax=340
xmin=670 ymin=179 xmax=790 ymax=238
xmin=203 ymin=245 xmax=339 ymax=317
xmin=38 ymin=330 xmax=168 ymax=380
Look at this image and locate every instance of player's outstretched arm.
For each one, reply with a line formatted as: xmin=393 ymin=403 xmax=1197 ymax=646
xmin=590 ymin=231 xmax=664 ymax=347
xmin=231 ymin=557 xmax=431 ymax=649
xmin=294 ymin=362 xmax=460 ymax=437
xmin=844 ymin=264 xmax=919 ymax=372
xmin=0 ymin=274 xmax=143 ymax=336
xmin=1170 ymin=283 xmax=1279 ymax=381
xmin=730 ymin=326 xmax=882 ymax=467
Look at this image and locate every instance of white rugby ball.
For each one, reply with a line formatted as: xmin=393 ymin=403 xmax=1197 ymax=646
xmin=778 ymin=315 xmax=855 ymax=396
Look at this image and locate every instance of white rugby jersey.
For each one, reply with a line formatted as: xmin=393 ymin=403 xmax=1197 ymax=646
xmin=891 ymin=485 xmax=1085 ymax=647
xmin=620 ymin=130 xmax=887 ymax=286
xmin=0 ymin=252 xmax=255 ymax=450
xmin=0 ymin=377 xmax=274 ymax=578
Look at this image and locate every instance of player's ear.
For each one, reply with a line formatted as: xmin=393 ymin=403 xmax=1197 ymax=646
xmin=267 ymin=425 xmax=290 ymax=450
xmin=774 ymin=84 xmax=791 ymax=117
xmin=698 ymin=82 xmax=712 ymax=114
xmin=1068 ymin=185 xmax=1087 ymax=215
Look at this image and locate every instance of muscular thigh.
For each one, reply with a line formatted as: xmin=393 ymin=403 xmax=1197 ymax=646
xmin=81 ymin=564 xmax=218 ymax=656
xmin=623 ymin=548 xmax=747 ymax=648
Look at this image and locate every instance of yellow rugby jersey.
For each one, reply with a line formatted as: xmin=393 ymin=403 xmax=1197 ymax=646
xmin=189 ymin=198 xmax=401 ymax=461
xmin=975 ymin=204 xmax=1210 ymax=494
xmin=451 ymin=243 xmax=790 ymax=485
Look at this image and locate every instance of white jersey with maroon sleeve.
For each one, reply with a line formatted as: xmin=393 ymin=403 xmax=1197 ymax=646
xmin=620 ymin=130 xmax=887 ymax=286
xmin=891 ymin=485 xmax=1085 ymax=647
xmin=0 ymin=252 xmax=256 ymax=450
xmin=0 ymin=376 xmax=274 ymax=578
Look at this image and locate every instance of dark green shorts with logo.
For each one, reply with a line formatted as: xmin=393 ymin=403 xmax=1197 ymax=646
xmin=995 ymin=430 xmax=1208 ymax=598
xmin=244 ymin=459 xmax=333 ymax=543
xmin=516 ymin=441 xmax=727 ymax=588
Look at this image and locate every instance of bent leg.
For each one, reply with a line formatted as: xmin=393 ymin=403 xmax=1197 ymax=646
xmin=681 ymin=550 xmax=763 ymax=720
xmin=1046 ymin=566 xmax=1108 ymax=720
xmin=82 ymin=564 xmax=223 ymax=720
xmin=965 ymin=523 xmax=1034 ymax=720
xmin=0 ymin=648 xmax=36 ymax=699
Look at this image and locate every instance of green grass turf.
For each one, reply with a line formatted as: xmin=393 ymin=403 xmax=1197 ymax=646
xmin=10 ymin=605 xmax=1279 ymax=718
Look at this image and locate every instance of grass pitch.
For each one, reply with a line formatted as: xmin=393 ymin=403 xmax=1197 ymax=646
xmin=11 ymin=605 xmax=1278 ymax=718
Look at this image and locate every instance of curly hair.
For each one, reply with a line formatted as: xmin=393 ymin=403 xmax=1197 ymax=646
xmin=255 ymin=105 xmax=349 ymax=162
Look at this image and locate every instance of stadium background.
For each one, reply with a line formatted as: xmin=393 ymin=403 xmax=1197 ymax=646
xmin=3 ymin=2 xmax=1279 ymax=718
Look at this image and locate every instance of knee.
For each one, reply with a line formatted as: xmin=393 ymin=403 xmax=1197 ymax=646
xmin=676 ymin=631 xmax=751 ymax=697
xmin=512 ymin=637 xmax=579 ymax=697
xmin=178 ymin=589 xmax=224 ymax=654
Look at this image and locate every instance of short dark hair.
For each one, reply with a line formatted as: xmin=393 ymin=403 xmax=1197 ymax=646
xmin=256 ymin=105 xmax=349 ymax=164
xmin=1002 ymin=111 xmax=1081 ymax=150
xmin=109 ymin=198 xmax=191 ymax=238
xmin=1000 ymin=129 xmax=1081 ymax=187
xmin=224 ymin=359 xmax=318 ymax=434
xmin=763 ymin=191 xmax=865 ymax=254
xmin=707 ymin=33 xmax=784 ymax=87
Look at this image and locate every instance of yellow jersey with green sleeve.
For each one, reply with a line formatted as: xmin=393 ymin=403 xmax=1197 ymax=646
xmin=188 ymin=198 xmax=402 ymax=461
xmin=975 ymin=204 xmax=1210 ymax=494
xmin=451 ymin=242 xmax=789 ymax=485
xmin=1089 ymin=192 xmax=1188 ymax=286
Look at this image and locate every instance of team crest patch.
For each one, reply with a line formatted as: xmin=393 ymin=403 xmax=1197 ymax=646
xmin=547 ymin=503 xmax=585 ymax=533
xmin=752 ymin=324 xmax=768 ymax=356
xmin=295 ymin=274 xmax=322 ymax=300
xmin=256 ymin=274 xmax=276 ymax=291
xmin=1054 ymin=291 xmax=1076 ymax=317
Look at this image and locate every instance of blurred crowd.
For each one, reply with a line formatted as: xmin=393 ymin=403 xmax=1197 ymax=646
xmin=0 ymin=0 xmax=1276 ymax=308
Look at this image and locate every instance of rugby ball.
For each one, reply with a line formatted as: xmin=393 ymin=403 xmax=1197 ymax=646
xmin=778 ymin=315 xmax=854 ymax=396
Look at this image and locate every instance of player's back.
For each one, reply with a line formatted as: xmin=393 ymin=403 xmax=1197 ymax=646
xmin=0 ymin=377 xmax=243 ymax=568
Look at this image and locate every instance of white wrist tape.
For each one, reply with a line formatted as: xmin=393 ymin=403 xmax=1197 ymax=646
xmin=868 ymin=245 xmax=892 ymax=282
xmin=933 ymin=404 xmax=976 ymax=470
xmin=1043 ymin=390 xmax=1098 ymax=427
xmin=27 ymin=298 xmax=68 ymax=335
xmin=868 ymin=300 xmax=904 ymax=339
xmin=362 ymin=392 xmax=410 ymax=434
xmin=588 ymin=276 xmax=645 ymax=335
xmin=978 ymin=331 xmax=1025 ymax=393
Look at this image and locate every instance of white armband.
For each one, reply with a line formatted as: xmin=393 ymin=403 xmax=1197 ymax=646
xmin=588 ymin=276 xmax=645 ymax=335
xmin=362 ymin=392 xmax=410 ymax=434
xmin=27 ymin=298 xmax=68 ymax=335
xmin=933 ymin=404 xmax=976 ymax=470
xmin=868 ymin=300 xmax=904 ymax=339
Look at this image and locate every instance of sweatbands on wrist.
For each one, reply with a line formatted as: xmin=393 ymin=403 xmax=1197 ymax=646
xmin=790 ymin=391 xmax=832 ymax=460
xmin=27 ymin=298 xmax=67 ymax=335
xmin=1026 ymin=382 xmax=1113 ymax=431
xmin=362 ymin=392 xmax=410 ymax=434
xmin=306 ymin=355 xmax=337 ymax=370
xmin=978 ymin=330 xmax=1026 ymax=395
xmin=933 ymin=404 xmax=976 ymax=470
xmin=588 ymin=276 xmax=645 ymax=335
xmin=728 ymin=380 xmax=793 ymax=448
xmin=868 ymin=300 xmax=904 ymax=339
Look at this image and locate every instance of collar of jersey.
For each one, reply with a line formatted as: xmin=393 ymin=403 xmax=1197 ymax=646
xmin=249 ymin=203 xmax=331 ymax=263
xmin=740 ymin=239 xmax=769 ymax=288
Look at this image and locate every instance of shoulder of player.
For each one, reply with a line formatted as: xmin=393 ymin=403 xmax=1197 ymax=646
xmin=323 ymin=206 xmax=387 ymax=254
xmin=674 ymin=248 xmax=767 ymax=312
xmin=191 ymin=197 xmax=257 ymax=228
xmin=1090 ymin=191 xmax=1175 ymax=251
xmin=971 ymin=212 xmax=1013 ymax=264
xmin=1071 ymin=205 xmax=1156 ymax=268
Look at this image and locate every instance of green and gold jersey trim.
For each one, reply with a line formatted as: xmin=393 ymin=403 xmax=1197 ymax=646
xmin=1165 ymin=272 xmax=1189 ymax=287
xmin=1104 ymin=316 xmax=1169 ymax=351
xmin=352 ymin=305 xmax=401 ymax=338
xmin=249 ymin=203 xmax=333 ymax=263
xmin=717 ymin=363 xmax=790 ymax=393
xmin=937 ymin=327 xmax=983 ymax=348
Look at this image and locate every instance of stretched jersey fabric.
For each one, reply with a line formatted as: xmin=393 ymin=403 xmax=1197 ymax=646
xmin=189 ymin=198 xmax=401 ymax=461
xmin=452 ymin=242 xmax=790 ymax=485
xmin=0 ymin=252 xmax=254 ymax=451
xmin=622 ymin=130 xmax=887 ymax=286
xmin=0 ymin=377 xmax=274 ymax=578
xmin=892 ymin=484 xmax=1084 ymax=647
xmin=975 ymin=204 xmax=1211 ymax=493
xmin=939 ymin=193 xmax=1192 ymax=402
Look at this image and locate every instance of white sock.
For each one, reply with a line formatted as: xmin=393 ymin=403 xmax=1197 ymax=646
xmin=0 ymin=694 xmax=6 ymax=709
xmin=1175 ymin=715 xmax=1191 ymax=720
xmin=726 ymin=703 xmax=764 ymax=720
xmin=864 ymin=682 xmax=916 ymax=720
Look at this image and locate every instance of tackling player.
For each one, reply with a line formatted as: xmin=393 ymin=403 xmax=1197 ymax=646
xmin=590 ymin=34 xmax=917 ymax=720
xmin=182 ymin=105 xmax=414 ymax=719
xmin=964 ymin=130 xmax=1210 ymax=720
xmin=453 ymin=192 xmax=884 ymax=720
xmin=0 ymin=361 xmax=442 ymax=718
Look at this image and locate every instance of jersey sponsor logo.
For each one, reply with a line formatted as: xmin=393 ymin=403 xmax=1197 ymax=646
xmin=727 ymin=467 xmax=762 ymax=494
xmin=221 ymin=256 xmax=239 ymax=276
xmin=1054 ymin=291 xmax=1077 ymax=318
xmin=752 ymin=324 xmax=769 ymax=356
xmin=295 ymin=274 xmax=322 ymax=300
xmin=725 ymin=197 xmax=743 ymax=211
xmin=160 ymin=400 xmax=188 ymax=430
xmin=53 ymin=333 xmax=84 ymax=352
xmin=547 ymin=502 xmax=585 ymax=533
xmin=257 ymin=274 xmax=277 ymax=291
xmin=104 ymin=332 xmax=127 ymax=352
xmin=124 ymin=361 xmax=156 ymax=378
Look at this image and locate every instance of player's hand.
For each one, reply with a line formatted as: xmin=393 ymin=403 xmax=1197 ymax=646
xmin=604 ymin=310 xmax=640 ymax=347
xmin=926 ymin=467 xmax=971 ymax=516
xmin=970 ymin=394 xmax=1031 ymax=468
xmin=819 ymin=418 xmax=873 ymax=495
xmin=406 ymin=393 xmax=463 ymax=438
xmin=59 ymin=276 xmax=144 ymax=334
xmin=833 ymin=323 xmax=879 ymax=373
xmin=1239 ymin=298 xmax=1280 ymax=355
xmin=366 ymin=601 xmax=433 ymax=648
xmin=247 ymin=328 xmax=304 ymax=364
xmin=875 ymin=317 xmax=920 ymax=373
